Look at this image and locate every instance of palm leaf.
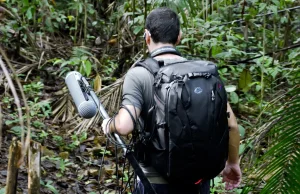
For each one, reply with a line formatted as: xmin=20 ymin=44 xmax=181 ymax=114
xmin=246 ymin=86 xmax=300 ymax=193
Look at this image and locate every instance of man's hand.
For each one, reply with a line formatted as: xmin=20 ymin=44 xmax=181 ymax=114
xmin=222 ymin=162 xmax=242 ymax=190
xmin=101 ymin=118 xmax=111 ymax=134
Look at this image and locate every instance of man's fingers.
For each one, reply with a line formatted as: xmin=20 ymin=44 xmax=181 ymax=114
xmin=225 ymin=182 xmax=233 ymax=190
xmin=222 ymin=176 xmax=232 ymax=183
xmin=225 ymin=182 xmax=240 ymax=190
xmin=225 ymin=183 xmax=235 ymax=190
xmin=223 ymin=176 xmax=241 ymax=190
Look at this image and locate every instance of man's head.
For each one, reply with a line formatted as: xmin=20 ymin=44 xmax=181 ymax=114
xmin=144 ymin=7 xmax=181 ymax=49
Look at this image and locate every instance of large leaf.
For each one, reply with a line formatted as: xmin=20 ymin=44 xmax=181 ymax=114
xmin=0 ymin=187 xmax=5 ymax=194
xmin=238 ymin=124 xmax=246 ymax=138
xmin=84 ymin=60 xmax=92 ymax=77
xmin=225 ymin=85 xmax=237 ymax=93
xmin=230 ymin=92 xmax=239 ymax=104
xmin=238 ymin=69 xmax=252 ymax=92
xmin=246 ymin=87 xmax=300 ymax=193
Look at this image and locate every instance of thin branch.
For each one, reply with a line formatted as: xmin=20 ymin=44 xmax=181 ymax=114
xmin=0 ymin=103 xmax=2 ymax=151
xmin=233 ymin=43 xmax=300 ymax=64
xmin=0 ymin=48 xmax=31 ymax=166
xmin=217 ymin=6 xmax=300 ymax=27
xmin=0 ymin=6 xmax=39 ymax=55
xmin=0 ymin=55 xmax=24 ymax=151
xmin=185 ymin=42 xmax=300 ymax=65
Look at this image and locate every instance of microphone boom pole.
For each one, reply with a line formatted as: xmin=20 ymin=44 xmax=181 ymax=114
xmin=98 ymin=103 xmax=127 ymax=153
xmin=64 ymin=71 xmax=156 ymax=194
xmin=98 ymin=99 xmax=157 ymax=194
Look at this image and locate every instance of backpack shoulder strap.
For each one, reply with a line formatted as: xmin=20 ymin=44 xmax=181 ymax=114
xmin=135 ymin=58 xmax=164 ymax=75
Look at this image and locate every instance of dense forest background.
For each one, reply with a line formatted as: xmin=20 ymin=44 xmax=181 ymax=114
xmin=0 ymin=0 xmax=299 ymax=193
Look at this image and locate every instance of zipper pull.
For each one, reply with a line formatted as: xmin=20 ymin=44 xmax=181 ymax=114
xmin=212 ymin=90 xmax=215 ymax=101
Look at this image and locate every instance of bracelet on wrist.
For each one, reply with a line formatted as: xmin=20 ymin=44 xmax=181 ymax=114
xmin=110 ymin=116 xmax=121 ymax=135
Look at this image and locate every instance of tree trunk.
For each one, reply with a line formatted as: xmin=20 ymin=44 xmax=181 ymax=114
xmin=5 ymin=138 xmax=21 ymax=194
xmin=28 ymin=141 xmax=41 ymax=194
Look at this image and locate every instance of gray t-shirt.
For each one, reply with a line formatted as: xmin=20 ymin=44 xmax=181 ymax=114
xmin=122 ymin=57 xmax=187 ymax=121
xmin=121 ymin=57 xmax=187 ymax=184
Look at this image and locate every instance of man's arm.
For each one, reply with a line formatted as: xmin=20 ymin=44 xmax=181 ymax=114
xmin=101 ymin=105 xmax=141 ymax=136
xmin=222 ymin=103 xmax=242 ymax=190
xmin=227 ymin=103 xmax=240 ymax=164
xmin=101 ymin=67 xmax=146 ymax=136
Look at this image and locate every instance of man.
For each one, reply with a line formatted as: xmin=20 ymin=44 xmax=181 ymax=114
xmin=102 ymin=7 xmax=241 ymax=194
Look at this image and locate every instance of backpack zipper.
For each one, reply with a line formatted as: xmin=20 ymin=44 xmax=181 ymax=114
xmin=212 ymin=90 xmax=215 ymax=101
xmin=165 ymin=80 xmax=177 ymax=177
xmin=165 ymin=80 xmax=175 ymax=125
xmin=211 ymin=89 xmax=216 ymax=141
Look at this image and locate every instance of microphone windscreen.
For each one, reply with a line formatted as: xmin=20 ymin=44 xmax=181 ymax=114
xmin=65 ymin=71 xmax=97 ymax=118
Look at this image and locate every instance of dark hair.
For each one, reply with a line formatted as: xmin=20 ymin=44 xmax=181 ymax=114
xmin=145 ymin=7 xmax=180 ymax=45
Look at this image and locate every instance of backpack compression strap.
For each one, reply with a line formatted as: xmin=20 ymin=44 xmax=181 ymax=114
xmin=135 ymin=58 xmax=161 ymax=75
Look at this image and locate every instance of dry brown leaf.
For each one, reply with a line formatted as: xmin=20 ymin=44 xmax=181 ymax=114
xmin=41 ymin=146 xmax=55 ymax=157
xmin=59 ymin=151 xmax=70 ymax=159
xmin=94 ymin=73 xmax=102 ymax=93
xmin=107 ymin=38 xmax=117 ymax=45
xmin=105 ymin=168 xmax=115 ymax=176
xmin=88 ymin=167 xmax=99 ymax=177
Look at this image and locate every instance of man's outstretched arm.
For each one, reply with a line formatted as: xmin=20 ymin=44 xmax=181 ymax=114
xmin=101 ymin=105 xmax=141 ymax=136
xmin=101 ymin=67 xmax=143 ymax=136
xmin=222 ymin=103 xmax=242 ymax=190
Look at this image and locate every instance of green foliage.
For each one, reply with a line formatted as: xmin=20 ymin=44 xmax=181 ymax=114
xmin=51 ymin=132 xmax=87 ymax=151
xmin=52 ymin=135 xmax=64 ymax=146
xmin=3 ymin=0 xmax=98 ymax=42
xmin=1 ymin=0 xmax=299 ymax=192
xmin=41 ymin=180 xmax=59 ymax=194
xmin=23 ymin=81 xmax=43 ymax=96
xmin=58 ymin=158 xmax=74 ymax=174
xmin=67 ymin=131 xmax=87 ymax=150
xmin=230 ymin=92 xmax=239 ymax=104
xmin=245 ymin=87 xmax=300 ymax=192
xmin=101 ymin=57 xmax=119 ymax=81
xmin=53 ymin=47 xmax=93 ymax=77
xmin=0 ymin=187 xmax=5 ymax=194
xmin=39 ymin=130 xmax=49 ymax=140
xmin=100 ymin=148 xmax=111 ymax=156
xmin=22 ymin=81 xmax=52 ymax=119
xmin=238 ymin=69 xmax=252 ymax=92
xmin=42 ymin=155 xmax=74 ymax=175
xmin=210 ymin=176 xmax=243 ymax=193
xmin=2 ymin=81 xmax=51 ymax=142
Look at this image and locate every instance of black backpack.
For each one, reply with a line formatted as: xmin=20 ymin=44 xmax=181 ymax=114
xmin=135 ymin=57 xmax=229 ymax=184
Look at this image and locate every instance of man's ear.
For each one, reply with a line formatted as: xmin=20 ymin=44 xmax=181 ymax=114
xmin=176 ymin=31 xmax=182 ymax=45
xmin=145 ymin=29 xmax=151 ymax=45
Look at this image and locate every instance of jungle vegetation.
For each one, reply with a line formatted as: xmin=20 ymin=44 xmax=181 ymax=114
xmin=0 ymin=0 xmax=299 ymax=193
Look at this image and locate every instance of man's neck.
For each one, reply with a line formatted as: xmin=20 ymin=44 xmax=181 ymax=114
xmin=149 ymin=43 xmax=182 ymax=59
xmin=148 ymin=43 xmax=175 ymax=52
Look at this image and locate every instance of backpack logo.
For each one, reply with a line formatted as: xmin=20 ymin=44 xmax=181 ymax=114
xmin=194 ymin=87 xmax=203 ymax=94
xmin=218 ymin=83 xmax=222 ymax=90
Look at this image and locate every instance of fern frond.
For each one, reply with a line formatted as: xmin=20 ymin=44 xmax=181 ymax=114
xmin=251 ymin=86 xmax=300 ymax=193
